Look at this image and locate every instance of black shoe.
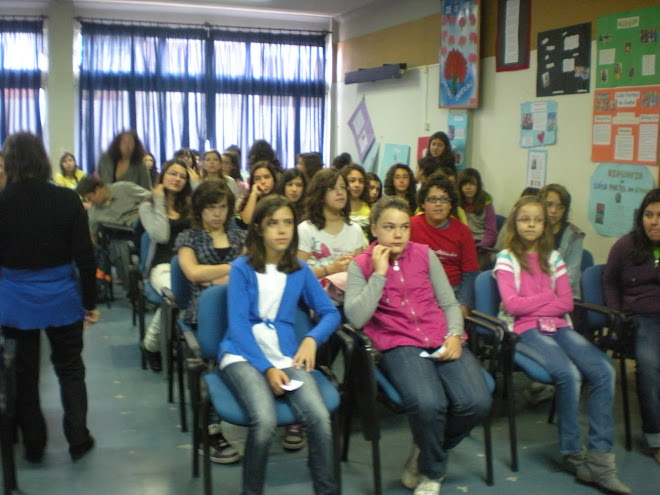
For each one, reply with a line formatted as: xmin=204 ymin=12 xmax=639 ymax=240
xmin=141 ymin=343 xmax=162 ymax=372
xmin=70 ymin=436 xmax=95 ymax=461
xmin=24 ymin=448 xmax=44 ymax=464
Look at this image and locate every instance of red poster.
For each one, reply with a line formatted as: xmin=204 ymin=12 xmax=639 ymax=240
xmin=591 ymin=85 xmax=660 ymax=165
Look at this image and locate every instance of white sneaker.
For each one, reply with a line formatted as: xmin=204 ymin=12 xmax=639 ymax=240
xmin=413 ymin=475 xmax=442 ymax=495
xmin=401 ymin=444 xmax=421 ymax=489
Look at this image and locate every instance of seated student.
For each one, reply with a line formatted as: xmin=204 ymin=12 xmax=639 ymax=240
xmin=276 ymin=168 xmax=306 ymax=222
xmin=457 ymin=168 xmax=497 ymax=269
xmin=219 ymin=195 xmax=340 ymax=495
xmin=416 ymin=155 xmax=441 ymax=186
xmin=366 ymin=172 xmax=382 ymax=205
xmin=0 ymin=151 xmax=5 ymax=191
xmin=410 ymin=174 xmax=479 ymax=317
xmin=341 ymin=163 xmax=371 ymax=235
xmin=384 ymin=163 xmax=417 ymax=214
xmin=494 ymin=195 xmax=629 ymax=494
xmin=76 ymin=175 xmax=151 ymax=294
xmin=221 ymin=150 xmax=248 ymax=198
xmin=138 ymin=159 xmax=192 ymax=372
xmin=344 ymin=196 xmax=491 ymax=495
xmin=143 ymin=152 xmax=159 ymax=187
xmin=539 ymin=184 xmax=585 ymax=297
xmin=296 ymin=152 xmax=324 ymax=181
xmin=297 ymin=168 xmax=367 ymax=280
xmin=200 ymin=150 xmax=238 ymax=197
xmin=54 ymin=152 xmax=85 ymax=189
xmin=96 ymin=130 xmax=152 ymax=190
xmin=173 ymin=147 xmax=201 ymax=188
xmin=238 ymin=161 xmax=278 ymax=227
xmin=331 ymin=152 xmax=352 ymax=170
xmin=495 ymin=186 xmax=540 ymax=250
xmin=425 ymin=131 xmax=456 ymax=173
xmin=174 ymin=180 xmax=246 ymax=464
xmin=247 ymin=139 xmax=282 ymax=174
xmin=603 ymin=188 xmax=660 ymax=465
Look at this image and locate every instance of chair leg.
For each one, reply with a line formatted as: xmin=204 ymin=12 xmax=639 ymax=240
xmin=503 ymin=367 xmax=518 ymax=472
xmin=332 ymin=410 xmax=342 ymax=495
xmin=340 ymin=406 xmax=352 ymax=462
xmin=483 ymin=414 xmax=494 ymax=486
xmin=371 ymin=438 xmax=382 ymax=495
xmin=137 ymin=289 xmax=147 ymax=370
xmin=1 ymin=413 xmax=17 ymax=495
xmin=177 ymin=334 xmax=187 ymax=432
xmin=202 ymin=399 xmax=212 ymax=495
xmin=620 ymin=358 xmax=632 ymax=451
xmin=547 ymin=395 xmax=556 ymax=424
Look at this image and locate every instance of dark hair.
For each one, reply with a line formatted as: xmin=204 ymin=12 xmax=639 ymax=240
xmin=276 ymin=168 xmax=307 ymax=203
xmin=503 ymin=195 xmax=554 ymax=274
xmin=520 ymin=186 xmax=540 ymax=197
xmin=417 ymin=155 xmax=440 ymax=181
xmin=631 ymin=188 xmax=660 ymax=265
xmin=2 ymin=132 xmax=52 ymax=185
xmin=299 ymin=152 xmax=324 ymax=180
xmin=158 ymin=159 xmax=192 ymax=218
xmin=384 ymin=164 xmax=417 ymax=213
xmin=539 ymin=183 xmax=572 ymax=225
xmin=200 ymin=149 xmax=226 ymax=180
xmin=341 ymin=163 xmax=370 ymax=203
xmin=76 ymin=175 xmax=104 ymax=196
xmin=458 ymin=168 xmax=489 ymax=215
xmin=305 ymin=168 xmax=352 ymax=230
xmin=225 ymin=145 xmax=242 ymax=166
xmin=370 ymin=195 xmax=410 ymax=225
xmin=59 ymin=152 xmax=79 ymax=178
xmin=417 ymin=173 xmax=459 ymax=217
xmin=331 ymin=152 xmax=352 ymax=170
xmin=144 ymin=152 xmax=158 ymax=185
xmin=221 ymin=150 xmax=242 ymax=181
xmin=173 ymin=147 xmax=197 ymax=171
xmin=426 ymin=131 xmax=456 ymax=172
xmin=246 ymin=195 xmax=301 ymax=274
xmin=107 ymin=130 xmax=146 ymax=165
xmin=247 ymin=139 xmax=281 ymax=172
xmin=238 ymin=161 xmax=278 ymax=212
xmin=191 ymin=180 xmax=236 ymax=230
xmin=366 ymin=172 xmax=382 ymax=203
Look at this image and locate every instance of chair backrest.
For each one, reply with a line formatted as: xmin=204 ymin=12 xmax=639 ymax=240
xmin=139 ymin=231 xmax=151 ymax=273
xmin=496 ymin=214 xmax=506 ymax=233
xmin=474 ymin=270 xmax=501 ymax=317
xmin=196 ymin=284 xmax=314 ymax=362
xmin=170 ymin=255 xmax=192 ymax=310
xmin=580 ymin=264 xmax=607 ymax=328
xmin=581 ymin=249 xmax=594 ymax=273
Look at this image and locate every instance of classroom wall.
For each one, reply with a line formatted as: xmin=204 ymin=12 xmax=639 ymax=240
xmin=334 ymin=0 xmax=660 ymax=265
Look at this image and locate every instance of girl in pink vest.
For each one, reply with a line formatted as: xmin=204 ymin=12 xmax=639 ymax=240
xmin=344 ymin=196 xmax=491 ymax=495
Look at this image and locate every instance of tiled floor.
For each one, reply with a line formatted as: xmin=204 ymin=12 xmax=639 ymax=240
xmin=7 ymin=299 xmax=660 ymax=494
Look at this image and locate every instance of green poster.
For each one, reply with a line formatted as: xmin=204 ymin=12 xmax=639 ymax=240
xmin=596 ymin=6 xmax=660 ymax=88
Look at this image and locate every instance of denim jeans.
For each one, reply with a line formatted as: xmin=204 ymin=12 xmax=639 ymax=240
xmin=221 ymin=362 xmax=337 ymax=495
xmin=516 ymin=327 xmax=615 ymax=455
xmin=380 ymin=346 xmax=492 ymax=480
xmin=630 ymin=315 xmax=660 ymax=448
xmin=3 ymin=321 xmax=91 ymax=455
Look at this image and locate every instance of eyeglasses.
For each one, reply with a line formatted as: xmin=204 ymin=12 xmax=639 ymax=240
xmin=425 ymin=196 xmax=451 ymax=204
xmin=327 ymin=185 xmax=347 ymax=193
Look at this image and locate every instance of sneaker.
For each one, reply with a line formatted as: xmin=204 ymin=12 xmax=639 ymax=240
xmin=562 ymin=449 xmax=586 ymax=474
xmin=401 ymin=444 xmax=421 ymax=489
xmin=413 ymin=475 xmax=443 ymax=495
xmin=70 ymin=436 xmax=95 ymax=461
xmin=282 ymin=424 xmax=305 ymax=451
xmin=198 ymin=432 xmax=240 ymax=464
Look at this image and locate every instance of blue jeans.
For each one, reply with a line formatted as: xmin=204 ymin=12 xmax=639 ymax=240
xmin=221 ymin=362 xmax=337 ymax=495
xmin=631 ymin=315 xmax=660 ymax=448
xmin=516 ymin=327 xmax=615 ymax=455
xmin=380 ymin=346 xmax=492 ymax=480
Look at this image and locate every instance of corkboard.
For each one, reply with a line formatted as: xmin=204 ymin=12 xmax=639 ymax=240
xmin=338 ymin=0 xmax=660 ymax=75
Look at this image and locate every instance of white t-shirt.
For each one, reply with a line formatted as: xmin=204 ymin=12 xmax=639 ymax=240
xmin=297 ymin=220 xmax=367 ymax=269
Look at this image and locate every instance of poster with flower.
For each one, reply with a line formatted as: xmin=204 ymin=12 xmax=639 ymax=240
xmin=440 ymin=0 xmax=480 ymax=108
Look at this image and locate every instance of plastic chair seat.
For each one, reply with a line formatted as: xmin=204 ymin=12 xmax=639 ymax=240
xmin=513 ymin=353 xmax=553 ymax=384
xmin=204 ymin=368 xmax=340 ymax=426
xmin=144 ymin=281 xmax=162 ymax=306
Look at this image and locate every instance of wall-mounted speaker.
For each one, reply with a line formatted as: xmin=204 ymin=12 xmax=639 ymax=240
xmin=344 ymin=63 xmax=407 ymax=84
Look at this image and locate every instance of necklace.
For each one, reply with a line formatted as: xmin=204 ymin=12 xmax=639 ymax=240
xmin=393 ymin=260 xmax=400 ymax=271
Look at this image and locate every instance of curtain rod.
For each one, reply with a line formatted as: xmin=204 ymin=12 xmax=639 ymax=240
xmin=0 ymin=15 xmax=46 ymax=22
xmin=74 ymin=16 xmax=329 ymax=35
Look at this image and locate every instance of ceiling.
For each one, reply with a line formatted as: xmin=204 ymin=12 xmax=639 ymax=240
xmin=66 ymin=0 xmax=378 ymax=18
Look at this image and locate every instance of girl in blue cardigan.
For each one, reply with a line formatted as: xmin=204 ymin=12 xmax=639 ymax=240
xmin=218 ymin=195 xmax=340 ymax=495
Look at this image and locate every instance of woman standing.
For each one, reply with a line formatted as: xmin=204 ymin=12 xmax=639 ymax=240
xmin=96 ymin=130 xmax=152 ymax=190
xmin=0 ymin=132 xmax=99 ymax=462
xmin=603 ymin=188 xmax=660 ymax=465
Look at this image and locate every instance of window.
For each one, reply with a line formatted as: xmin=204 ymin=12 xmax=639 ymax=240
xmin=78 ymin=21 xmax=327 ymax=173
xmin=0 ymin=19 xmax=46 ymax=144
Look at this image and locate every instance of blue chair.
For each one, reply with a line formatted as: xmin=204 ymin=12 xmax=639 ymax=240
xmin=160 ymin=255 xmax=193 ymax=433
xmin=496 ymin=214 xmax=506 ymax=233
xmin=471 ymin=270 xmax=555 ymax=472
xmin=341 ymin=316 xmax=501 ymax=493
xmin=573 ymin=264 xmax=634 ymax=451
xmin=580 ymin=248 xmax=594 ymax=273
xmin=186 ymin=285 xmax=347 ymax=495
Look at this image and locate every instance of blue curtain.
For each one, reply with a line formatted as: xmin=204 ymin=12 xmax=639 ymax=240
xmin=78 ymin=21 xmax=326 ymax=173
xmin=0 ymin=19 xmax=45 ymax=144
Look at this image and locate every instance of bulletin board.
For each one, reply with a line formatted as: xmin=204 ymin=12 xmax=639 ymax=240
xmin=591 ymin=85 xmax=660 ymax=165
xmin=595 ymin=6 xmax=660 ymax=89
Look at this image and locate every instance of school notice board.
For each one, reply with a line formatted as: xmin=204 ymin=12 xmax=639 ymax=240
xmin=591 ymin=85 xmax=660 ymax=165
xmin=595 ymin=6 xmax=660 ymax=89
